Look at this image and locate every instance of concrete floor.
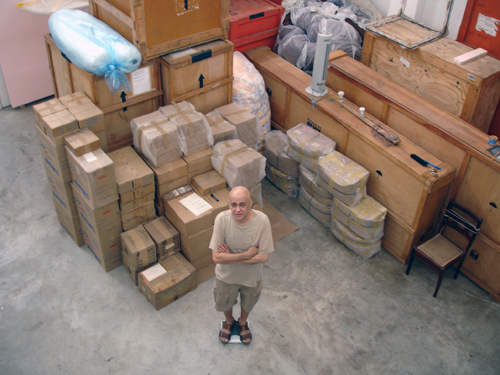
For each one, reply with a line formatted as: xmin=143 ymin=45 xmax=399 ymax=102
xmin=1 ymin=103 xmax=500 ymax=375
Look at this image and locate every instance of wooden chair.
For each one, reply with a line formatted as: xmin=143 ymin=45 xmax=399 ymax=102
xmin=405 ymin=199 xmax=483 ymax=298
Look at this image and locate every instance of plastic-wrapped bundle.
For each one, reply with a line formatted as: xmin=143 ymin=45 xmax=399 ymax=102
xmin=249 ymin=183 xmax=264 ymax=210
xmin=48 ymin=9 xmax=141 ymax=94
xmin=332 ymin=196 xmax=387 ymax=241
xmin=316 ymin=151 xmax=369 ymax=206
xmin=266 ymin=163 xmax=299 ymax=197
xmin=276 ymin=26 xmax=316 ymax=73
xmin=159 ymin=101 xmax=195 ymax=119
xmin=286 ymin=123 xmax=336 ymax=172
xmin=264 ymin=130 xmax=299 ymax=178
xmin=205 ymin=110 xmax=237 ymax=145
xmin=211 ymin=139 xmax=266 ymax=189
xmin=290 ymin=5 xmax=323 ymax=31
xmin=299 ymin=165 xmax=333 ymax=207
xmin=331 ymin=220 xmax=382 ymax=259
xmin=131 ymin=111 xmax=181 ymax=168
xmin=232 ymin=52 xmax=271 ymax=152
xmin=298 ymin=186 xmax=331 ymax=227
xmin=307 ymin=18 xmax=362 ymax=60
xmin=217 ymin=103 xmax=260 ymax=149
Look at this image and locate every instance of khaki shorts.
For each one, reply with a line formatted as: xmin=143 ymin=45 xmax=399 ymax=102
xmin=213 ymin=279 xmax=263 ymax=313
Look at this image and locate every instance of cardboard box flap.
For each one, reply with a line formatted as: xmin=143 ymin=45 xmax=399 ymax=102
xmin=144 ymin=217 xmax=179 ymax=243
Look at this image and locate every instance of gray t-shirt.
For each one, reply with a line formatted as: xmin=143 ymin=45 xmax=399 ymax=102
xmin=209 ymin=209 xmax=274 ymax=287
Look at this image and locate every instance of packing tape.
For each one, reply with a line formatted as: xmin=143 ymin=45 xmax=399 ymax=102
xmin=172 ymin=102 xmax=195 ymax=137
xmin=333 ymin=223 xmax=380 ymax=256
xmin=207 ymin=115 xmax=226 ymax=127
xmin=41 ymin=100 xmax=61 ymax=114
xmin=112 ymin=149 xmax=143 ymax=187
xmin=220 ymin=145 xmax=249 ymax=177
xmin=136 ymin=119 xmax=170 ymax=154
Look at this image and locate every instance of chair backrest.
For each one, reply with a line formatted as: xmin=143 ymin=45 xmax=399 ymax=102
xmin=442 ymin=199 xmax=483 ymax=251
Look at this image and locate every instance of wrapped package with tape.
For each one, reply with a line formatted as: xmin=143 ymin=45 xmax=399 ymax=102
xmin=160 ymin=102 xmax=213 ymax=157
xmin=265 ymin=163 xmax=299 ymax=197
xmin=264 ymin=130 xmax=299 ymax=178
xmin=205 ymin=110 xmax=237 ymax=145
xmin=211 ymin=139 xmax=266 ymax=189
xmin=299 ymin=165 xmax=333 ymax=207
xmin=48 ymin=9 xmax=141 ymax=94
xmin=298 ymin=186 xmax=332 ymax=227
xmin=332 ymin=196 xmax=387 ymax=241
xmin=217 ymin=103 xmax=260 ymax=149
xmin=286 ymin=123 xmax=336 ymax=172
xmin=131 ymin=111 xmax=181 ymax=168
xmin=331 ymin=220 xmax=382 ymax=259
xmin=248 ymin=183 xmax=264 ymax=210
xmin=316 ymin=151 xmax=369 ymax=206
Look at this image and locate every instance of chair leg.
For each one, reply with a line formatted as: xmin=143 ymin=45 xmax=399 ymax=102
xmin=406 ymin=249 xmax=415 ymax=276
xmin=454 ymin=256 xmax=466 ymax=279
xmin=433 ymin=272 xmax=445 ymax=298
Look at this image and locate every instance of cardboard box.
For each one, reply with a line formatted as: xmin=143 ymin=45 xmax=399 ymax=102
xmin=121 ymin=226 xmax=157 ymax=276
xmin=83 ymin=230 xmax=122 ymax=272
xmin=73 ymin=184 xmax=123 ymax=241
xmin=180 ymin=226 xmax=213 ymax=263
xmin=122 ymin=210 xmax=157 ymax=232
xmin=64 ymin=128 xmax=101 ymax=157
xmin=189 ymin=252 xmax=213 ymax=272
xmin=138 ymin=253 xmax=197 ymax=311
xmin=41 ymin=110 xmax=79 ymax=146
xmin=46 ymin=165 xmax=78 ymax=216
xmin=108 ymin=146 xmax=154 ymax=195
xmin=36 ymin=126 xmax=72 ymax=183
xmin=202 ymin=188 xmax=229 ymax=223
xmin=59 ymin=91 xmax=92 ymax=110
xmin=182 ymin=148 xmax=213 ymax=175
xmin=164 ymin=193 xmax=213 ymax=237
xmin=67 ymin=101 xmax=105 ymax=133
xmin=66 ymin=147 xmax=118 ymax=208
xmin=121 ymin=248 xmax=141 ymax=285
xmin=120 ymin=183 xmax=155 ymax=203
xmin=33 ymin=98 xmax=65 ymax=130
xmin=191 ymin=170 xmax=226 ymax=196
xmin=119 ymin=192 xmax=155 ymax=212
xmin=155 ymin=201 xmax=165 ymax=217
xmin=95 ymin=130 xmax=108 ymax=152
xmin=147 ymin=157 xmax=187 ymax=186
xmin=52 ymin=196 xmax=85 ymax=247
xmin=156 ymin=176 xmax=189 ymax=199
xmin=144 ymin=217 xmax=180 ymax=261
xmin=121 ymin=201 xmax=155 ymax=222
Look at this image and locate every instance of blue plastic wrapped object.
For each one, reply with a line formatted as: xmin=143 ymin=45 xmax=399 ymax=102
xmin=48 ymin=9 xmax=141 ymax=93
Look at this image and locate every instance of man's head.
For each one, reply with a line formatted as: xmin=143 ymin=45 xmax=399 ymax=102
xmin=228 ymin=186 xmax=253 ymax=225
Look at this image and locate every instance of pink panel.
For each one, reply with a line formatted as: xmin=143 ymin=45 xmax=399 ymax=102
xmin=0 ymin=1 xmax=54 ymax=107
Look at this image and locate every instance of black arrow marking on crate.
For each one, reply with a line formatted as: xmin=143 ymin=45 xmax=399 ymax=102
xmin=184 ymin=0 xmax=188 ymax=10
xmin=120 ymin=91 xmax=128 ymax=112
xmin=198 ymin=74 xmax=205 ymax=89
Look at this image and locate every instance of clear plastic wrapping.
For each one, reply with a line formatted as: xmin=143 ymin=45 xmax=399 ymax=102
xmin=159 ymin=101 xmax=195 ymax=119
xmin=331 ymin=220 xmax=382 ymax=259
xmin=131 ymin=111 xmax=181 ymax=168
xmin=232 ymin=52 xmax=270 ymax=151
xmin=205 ymin=110 xmax=237 ymax=145
xmin=217 ymin=103 xmax=260 ymax=148
xmin=286 ymin=123 xmax=336 ymax=172
xmin=48 ymin=9 xmax=141 ymax=94
xmin=299 ymin=164 xmax=333 ymax=206
xmin=298 ymin=186 xmax=332 ymax=227
xmin=211 ymin=139 xmax=266 ymax=189
xmin=264 ymin=130 xmax=299 ymax=178
xmin=316 ymin=151 xmax=369 ymax=206
xmin=275 ymin=25 xmax=316 ymax=73
xmin=332 ymin=196 xmax=387 ymax=241
xmin=249 ymin=183 xmax=264 ymax=209
xmin=265 ymin=163 xmax=300 ymax=197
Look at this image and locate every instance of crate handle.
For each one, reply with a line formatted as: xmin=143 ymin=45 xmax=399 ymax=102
xmin=250 ymin=12 xmax=264 ymax=20
xmin=191 ymin=49 xmax=212 ymax=63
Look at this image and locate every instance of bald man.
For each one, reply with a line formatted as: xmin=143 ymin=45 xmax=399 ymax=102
xmin=210 ymin=186 xmax=274 ymax=344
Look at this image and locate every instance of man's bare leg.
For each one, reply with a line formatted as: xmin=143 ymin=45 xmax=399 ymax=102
xmin=220 ymin=309 xmax=234 ymax=343
xmin=238 ymin=307 xmax=251 ymax=344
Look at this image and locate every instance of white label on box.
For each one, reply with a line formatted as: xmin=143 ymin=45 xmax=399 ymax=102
xmin=168 ymin=48 xmax=198 ymax=60
xmin=400 ymin=56 xmax=410 ymax=68
xmin=476 ymin=13 xmax=499 ymax=37
xmin=165 ymin=243 xmax=175 ymax=250
xmin=142 ymin=263 xmax=167 ymax=281
xmin=83 ymin=152 xmax=98 ymax=163
xmin=467 ymin=73 xmax=476 ymax=82
xmin=180 ymin=193 xmax=213 ymax=216
xmin=131 ymin=67 xmax=151 ymax=96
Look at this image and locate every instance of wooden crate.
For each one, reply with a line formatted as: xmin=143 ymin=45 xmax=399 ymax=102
xmin=89 ymin=0 xmax=230 ymax=62
xmin=45 ymin=33 xmax=163 ymax=152
xmin=160 ymin=39 xmax=234 ymax=114
xmin=244 ymin=46 xmax=455 ymax=264
xmin=360 ymin=28 xmax=500 ymax=133
xmin=327 ymin=50 xmax=500 ymax=302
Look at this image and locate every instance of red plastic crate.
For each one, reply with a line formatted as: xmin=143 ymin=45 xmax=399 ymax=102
xmin=232 ymin=29 xmax=279 ymax=52
xmin=229 ymin=0 xmax=284 ymax=41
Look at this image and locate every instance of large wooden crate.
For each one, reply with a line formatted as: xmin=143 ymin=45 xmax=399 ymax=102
xmin=89 ymin=0 xmax=230 ymax=62
xmin=244 ymin=46 xmax=455 ymax=264
xmin=45 ymin=34 xmax=162 ymax=152
xmin=160 ymin=39 xmax=234 ymax=114
xmin=327 ymin=50 xmax=500 ymax=302
xmin=360 ymin=27 xmax=500 ymax=133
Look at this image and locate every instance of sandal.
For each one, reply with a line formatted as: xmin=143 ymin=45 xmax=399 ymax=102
xmin=219 ymin=320 xmax=234 ymax=344
xmin=238 ymin=320 xmax=252 ymax=345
